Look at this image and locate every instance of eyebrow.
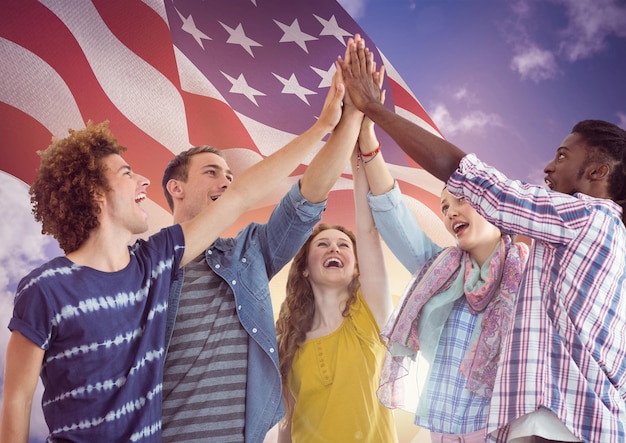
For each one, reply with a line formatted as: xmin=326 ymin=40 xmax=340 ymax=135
xmin=118 ymin=165 xmax=132 ymax=173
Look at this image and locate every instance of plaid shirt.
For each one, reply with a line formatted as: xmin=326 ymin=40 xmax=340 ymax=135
xmin=414 ymin=298 xmax=491 ymax=434
xmin=447 ymin=154 xmax=626 ymax=442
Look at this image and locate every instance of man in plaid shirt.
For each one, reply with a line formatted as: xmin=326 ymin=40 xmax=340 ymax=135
xmin=341 ymin=38 xmax=626 ymax=442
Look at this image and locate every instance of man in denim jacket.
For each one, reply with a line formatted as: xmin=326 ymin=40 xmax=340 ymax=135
xmin=160 ymin=94 xmax=365 ymax=441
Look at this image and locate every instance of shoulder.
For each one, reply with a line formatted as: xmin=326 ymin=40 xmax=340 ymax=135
xmin=16 ymin=256 xmax=73 ymax=294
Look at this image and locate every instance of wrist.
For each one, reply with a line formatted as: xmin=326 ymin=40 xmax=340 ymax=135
xmin=355 ymin=143 xmax=381 ymax=171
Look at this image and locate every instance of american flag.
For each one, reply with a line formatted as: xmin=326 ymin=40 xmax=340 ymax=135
xmin=0 ymin=0 xmax=448 ymax=238
xmin=1 ymin=2 xmax=451 ymax=440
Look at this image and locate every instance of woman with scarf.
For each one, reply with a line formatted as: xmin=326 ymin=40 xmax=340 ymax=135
xmin=357 ymin=116 xmax=529 ymax=442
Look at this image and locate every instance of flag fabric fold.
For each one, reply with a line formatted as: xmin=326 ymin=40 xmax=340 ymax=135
xmin=1 ymin=0 xmax=445 ymax=233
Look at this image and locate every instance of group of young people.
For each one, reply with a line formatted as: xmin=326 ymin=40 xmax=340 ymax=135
xmin=1 ymin=34 xmax=624 ymax=443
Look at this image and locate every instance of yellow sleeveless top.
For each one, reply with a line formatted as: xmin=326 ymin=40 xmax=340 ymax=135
xmin=288 ymin=291 xmax=397 ymax=442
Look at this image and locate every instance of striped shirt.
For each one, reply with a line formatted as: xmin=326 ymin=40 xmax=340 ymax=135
xmin=448 ymin=154 xmax=626 ymax=442
xmin=162 ymin=253 xmax=247 ymax=442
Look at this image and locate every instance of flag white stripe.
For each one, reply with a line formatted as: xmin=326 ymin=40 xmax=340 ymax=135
xmin=43 ymin=0 xmax=190 ymax=151
xmin=0 ymin=37 xmax=83 ymax=137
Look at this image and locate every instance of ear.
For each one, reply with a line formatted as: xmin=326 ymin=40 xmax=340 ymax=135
xmin=586 ymin=162 xmax=611 ymax=182
xmin=302 ymin=270 xmax=309 ymax=278
xmin=92 ymin=187 xmax=106 ymax=204
xmin=166 ymin=179 xmax=184 ymax=201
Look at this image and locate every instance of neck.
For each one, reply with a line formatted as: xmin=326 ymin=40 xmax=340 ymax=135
xmin=469 ymin=237 xmax=501 ymax=268
xmin=66 ymin=230 xmax=132 ymax=272
xmin=310 ymin=286 xmax=350 ymax=330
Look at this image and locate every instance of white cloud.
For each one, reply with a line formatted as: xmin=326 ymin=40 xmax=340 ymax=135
xmin=0 ymin=172 xmax=57 ymax=440
xmin=429 ymin=103 xmax=503 ymax=137
xmin=506 ymin=0 xmax=626 ymax=81
xmin=0 ymin=172 xmax=60 ymax=290
xmin=617 ymin=112 xmax=626 ymax=129
xmin=557 ymin=0 xmax=626 ymax=61
xmin=510 ymin=45 xmax=560 ymax=82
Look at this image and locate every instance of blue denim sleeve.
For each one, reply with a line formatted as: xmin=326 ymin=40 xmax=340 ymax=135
xmin=261 ymin=181 xmax=325 ymax=275
xmin=368 ymin=181 xmax=442 ymax=274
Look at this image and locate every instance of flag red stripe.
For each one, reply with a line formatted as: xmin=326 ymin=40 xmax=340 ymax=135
xmin=0 ymin=104 xmax=52 ymax=185
xmin=93 ymin=1 xmax=181 ymax=87
xmin=182 ymin=91 xmax=260 ymax=151
xmin=388 ymin=77 xmax=443 ymax=138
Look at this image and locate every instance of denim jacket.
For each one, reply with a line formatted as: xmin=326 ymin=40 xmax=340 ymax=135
xmin=165 ymin=181 xmax=325 ymax=443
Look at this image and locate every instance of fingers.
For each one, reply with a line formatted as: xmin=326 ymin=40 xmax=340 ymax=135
xmin=356 ymin=39 xmax=367 ymax=76
xmin=334 ymin=58 xmax=345 ymax=83
xmin=323 ymin=68 xmax=345 ymax=108
xmin=365 ymin=47 xmax=375 ymax=75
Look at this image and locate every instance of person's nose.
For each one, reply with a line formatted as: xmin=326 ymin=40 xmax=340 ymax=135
xmin=219 ymin=174 xmax=230 ymax=189
xmin=446 ymin=205 xmax=458 ymax=219
xmin=544 ymin=160 xmax=555 ymax=174
xmin=138 ymin=174 xmax=150 ymax=188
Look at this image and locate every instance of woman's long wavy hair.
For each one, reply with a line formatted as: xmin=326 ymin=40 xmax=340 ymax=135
xmin=276 ymin=223 xmax=360 ymax=414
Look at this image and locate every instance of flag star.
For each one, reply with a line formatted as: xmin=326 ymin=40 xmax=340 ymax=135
xmin=311 ymin=63 xmax=336 ymax=88
xmin=272 ymin=73 xmax=316 ymax=105
xmin=273 ymin=19 xmax=318 ymax=53
xmin=314 ymin=14 xmax=352 ymax=45
xmin=219 ymin=22 xmax=262 ymax=57
xmin=176 ymin=9 xmax=211 ymax=49
xmin=221 ymin=71 xmax=266 ymax=106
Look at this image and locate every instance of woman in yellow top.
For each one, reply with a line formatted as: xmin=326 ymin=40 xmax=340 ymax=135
xmin=276 ymin=70 xmax=397 ymax=441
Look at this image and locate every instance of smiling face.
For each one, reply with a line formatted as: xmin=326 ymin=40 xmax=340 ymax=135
xmin=100 ymin=154 xmax=150 ymax=235
xmin=441 ymin=188 xmax=501 ymax=266
xmin=176 ymin=152 xmax=233 ymax=221
xmin=543 ymin=132 xmax=590 ymax=195
xmin=305 ymin=228 xmax=357 ymax=288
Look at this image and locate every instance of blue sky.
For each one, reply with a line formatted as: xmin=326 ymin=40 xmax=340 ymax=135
xmin=1 ymin=1 xmax=625 ymax=441
xmin=339 ymin=0 xmax=626 ymax=184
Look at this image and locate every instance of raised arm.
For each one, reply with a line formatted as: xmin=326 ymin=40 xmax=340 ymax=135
xmin=352 ymin=146 xmax=392 ymax=329
xmin=300 ymin=59 xmax=364 ymax=203
xmin=179 ymin=71 xmax=345 ymax=266
xmin=340 ymin=35 xmax=465 ymax=183
xmin=0 ymin=331 xmax=45 ymax=443
xmin=356 ymin=63 xmax=442 ymax=274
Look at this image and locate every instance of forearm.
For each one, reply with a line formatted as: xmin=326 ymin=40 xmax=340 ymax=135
xmin=352 ymin=152 xmax=392 ymax=328
xmin=180 ymin=121 xmax=332 ymax=266
xmin=358 ymin=123 xmax=394 ymax=195
xmin=300 ymin=110 xmax=363 ymax=203
xmin=362 ymin=101 xmax=465 ymax=182
xmin=232 ymin=122 xmax=332 ymax=204
xmin=0 ymin=332 xmax=42 ymax=443
xmin=0 ymin=402 xmax=30 ymax=443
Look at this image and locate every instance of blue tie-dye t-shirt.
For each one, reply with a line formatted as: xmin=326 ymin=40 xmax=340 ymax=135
xmin=9 ymin=225 xmax=185 ymax=442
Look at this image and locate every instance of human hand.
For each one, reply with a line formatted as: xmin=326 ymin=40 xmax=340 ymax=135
xmin=339 ymin=41 xmax=363 ymax=118
xmin=340 ymin=34 xmax=382 ymax=113
xmin=360 ymin=64 xmax=385 ymax=144
xmin=317 ymin=65 xmax=345 ymax=132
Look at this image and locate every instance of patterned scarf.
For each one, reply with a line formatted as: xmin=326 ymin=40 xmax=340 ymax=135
xmin=377 ymin=235 xmax=528 ymax=409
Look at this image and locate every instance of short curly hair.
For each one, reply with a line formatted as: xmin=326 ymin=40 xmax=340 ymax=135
xmin=30 ymin=121 xmax=127 ymax=253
